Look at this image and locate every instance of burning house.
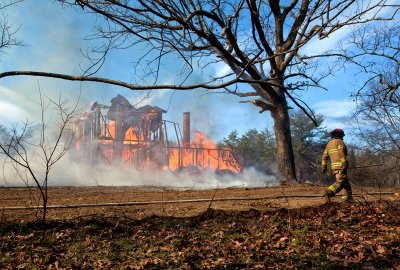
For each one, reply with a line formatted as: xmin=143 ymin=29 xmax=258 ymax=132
xmin=75 ymin=95 xmax=241 ymax=174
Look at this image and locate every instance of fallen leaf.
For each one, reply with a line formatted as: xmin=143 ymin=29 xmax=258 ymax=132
xmin=84 ymin=237 xmax=92 ymax=246
xmin=376 ymin=245 xmax=386 ymax=254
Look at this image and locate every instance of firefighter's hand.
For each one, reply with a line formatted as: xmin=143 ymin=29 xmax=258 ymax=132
xmin=322 ymin=168 xmax=327 ymax=175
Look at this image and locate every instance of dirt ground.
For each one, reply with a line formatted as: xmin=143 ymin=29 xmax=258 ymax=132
xmin=0 ymin=183 xmax=399 ymax=222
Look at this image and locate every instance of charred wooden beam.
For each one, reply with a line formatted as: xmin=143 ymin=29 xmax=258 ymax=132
xmin=183 ymin=112 xmax=190 ymax=148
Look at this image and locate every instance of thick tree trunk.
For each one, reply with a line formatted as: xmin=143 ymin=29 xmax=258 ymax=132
xmin=271 ymin=98 xmax=297 ymax=183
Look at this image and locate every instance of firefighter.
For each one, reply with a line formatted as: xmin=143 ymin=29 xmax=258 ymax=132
xmin=322 ymin=128 xmax=353 ymax=203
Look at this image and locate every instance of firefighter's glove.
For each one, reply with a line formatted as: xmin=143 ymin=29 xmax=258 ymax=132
xmin=322 ymin=168 xmax=327 ymax=175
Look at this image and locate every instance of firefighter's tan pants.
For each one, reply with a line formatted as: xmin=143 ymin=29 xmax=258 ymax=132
xmin=327 ymin=170 xmax=353 ymax=200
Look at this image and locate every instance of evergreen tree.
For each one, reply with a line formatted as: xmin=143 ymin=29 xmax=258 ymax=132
xmin=222 ymin=129 xmax=276 ymax=174
xmin=290 ymin=110 xmax=328 ymax=182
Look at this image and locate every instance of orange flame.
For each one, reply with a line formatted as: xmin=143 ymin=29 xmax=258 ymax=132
xmin=167 ymin=130 xmax=241 ymax=173
xmin=106 ymin=121 xmax=140 ymax=143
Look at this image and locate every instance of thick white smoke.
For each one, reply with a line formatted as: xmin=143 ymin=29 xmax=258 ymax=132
xmin=1 ymin=149 xmax=279 ymax=189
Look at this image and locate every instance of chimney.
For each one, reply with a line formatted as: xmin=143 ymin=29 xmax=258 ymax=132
xmin=183 ymin=112 xmax=190 ymax=148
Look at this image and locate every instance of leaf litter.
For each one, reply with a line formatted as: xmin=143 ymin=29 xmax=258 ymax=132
xmin=1 ymin=200 xmax=400 ymax=269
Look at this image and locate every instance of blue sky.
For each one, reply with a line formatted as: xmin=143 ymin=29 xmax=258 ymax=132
xmin=0 ymin=1 xmax=362 ymax=143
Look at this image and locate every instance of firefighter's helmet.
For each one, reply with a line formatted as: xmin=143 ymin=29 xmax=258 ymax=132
xmin=330 ymin=128 xmax=345 ymax=138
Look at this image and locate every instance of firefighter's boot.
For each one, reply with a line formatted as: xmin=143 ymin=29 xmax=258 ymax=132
xmin=343 ymin=197 xmax=354 ymax=203
xmin=342 ymin=192 xmax=354 ymax=203
xmin=342 ymin=183 xmax=354 ymax=202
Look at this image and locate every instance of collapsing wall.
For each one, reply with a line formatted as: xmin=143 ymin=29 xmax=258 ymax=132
xmin=75 ymin=95 xmax=241 ymax=173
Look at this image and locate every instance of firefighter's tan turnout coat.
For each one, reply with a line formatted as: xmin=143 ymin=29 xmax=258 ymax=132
xmin=321 ymin=138 xmax=348 ymax=171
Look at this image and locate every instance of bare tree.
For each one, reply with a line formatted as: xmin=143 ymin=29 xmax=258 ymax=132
xmin=350 ymin=22 xmax=400 ymax=164
xmin=355 ymin=84 xmax=400 ymax=156
xmin=0 ymin=0 xmax=23 ymax=53
xmin=348 ymin=23 xmax=399 ymax=102
xmin=0 ymin=91 xmax=80 ymax=222
xmin=351 ymin=73 xmax=400 ymax=187
xmin=0 ymin=1 xmax=398 ymax=181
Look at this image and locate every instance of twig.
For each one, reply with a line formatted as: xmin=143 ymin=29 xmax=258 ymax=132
xmin=207 ymin=185 xmax=219 ymax=210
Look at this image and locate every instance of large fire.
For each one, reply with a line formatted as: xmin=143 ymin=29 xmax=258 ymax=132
xmin=75 ymin=95 xmax=241 ymax=174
